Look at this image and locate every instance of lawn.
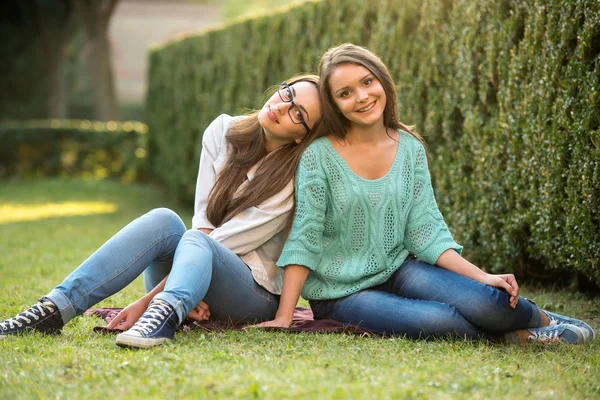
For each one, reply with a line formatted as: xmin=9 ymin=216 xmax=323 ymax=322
xmin=1 ymin=179 xmax=599 ymax=399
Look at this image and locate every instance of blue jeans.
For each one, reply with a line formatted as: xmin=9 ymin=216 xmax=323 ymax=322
xmin=46 ymin=208 xmax=278 ymax=326
xmin=152 ymin=229 xmax=278 ymax=324
xmin=310 ymin=257 xmax=541 ymax=340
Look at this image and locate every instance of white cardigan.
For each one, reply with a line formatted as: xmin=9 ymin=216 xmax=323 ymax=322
xmin=191 ymin=114 xmax=292 ymax=294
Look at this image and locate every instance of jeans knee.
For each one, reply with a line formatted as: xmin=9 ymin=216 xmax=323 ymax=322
xmin=430 ymin=303 xmax=483 ymax=339
xmin=481 ymin=285 xmax=511 ymax=310
xmin=180 ymin=229 xmax=215 ymax=249
xmin=148 ymin=208 xmax=186 ymax=234
xmin=464 ymin=285 xmax=518 ymax=330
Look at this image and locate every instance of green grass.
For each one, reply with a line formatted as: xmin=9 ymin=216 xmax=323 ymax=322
xmin=1 ymin=178 xmax=599 ymax=399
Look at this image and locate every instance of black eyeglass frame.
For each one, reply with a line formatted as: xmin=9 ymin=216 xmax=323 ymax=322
xmin=277 ymin=82 xmax=311 ymax=133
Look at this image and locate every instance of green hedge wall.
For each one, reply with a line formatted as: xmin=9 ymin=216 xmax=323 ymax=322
xmin=0 ymin=120 xmax=149 ymax=182
xmin=146 ymin=0 xmax=600 ymax=285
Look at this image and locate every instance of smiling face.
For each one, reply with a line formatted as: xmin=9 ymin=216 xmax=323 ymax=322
xmin=257 ymin=81 xmax=322 ymax=145
xmin=328 ymin=63 xmax=387 ymax=129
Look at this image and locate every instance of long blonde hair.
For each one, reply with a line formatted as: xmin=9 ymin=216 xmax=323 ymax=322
xmin=206 ymin=74 xmax=321 ymax=227
xmin=318 ymin=43 xmax=424 ymax=145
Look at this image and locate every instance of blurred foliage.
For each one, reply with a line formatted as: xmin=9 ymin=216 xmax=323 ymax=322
xmin=146 ymin=0 xmax=600 ymax=286
xmin=0 ymin=120 xmax=150 ymax=182
xmin=69 ymin=100 xmax=145 ymax=122
xmin=0 ymin=0 xmax=121 ymax=122
xmin=0 ymin=1 xmax=85 ymax=120
xmin=0 ymin=1 xmax=61 ymax=119
xmin=220 ymin=0 xmax=311 ymax=21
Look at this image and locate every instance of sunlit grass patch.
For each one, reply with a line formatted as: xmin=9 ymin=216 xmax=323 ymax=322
xmin=0 ymin=201 xmax=118 ymax=224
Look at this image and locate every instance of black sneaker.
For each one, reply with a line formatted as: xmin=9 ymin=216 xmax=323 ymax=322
xmin=0 ymin=298 xmax=64 ymax=339
xmin=115 ymin=299 xmax=179 ymax=348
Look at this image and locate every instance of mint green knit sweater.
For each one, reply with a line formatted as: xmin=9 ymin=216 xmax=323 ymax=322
xmin=277 ymin=131 xmax=463 ymax=300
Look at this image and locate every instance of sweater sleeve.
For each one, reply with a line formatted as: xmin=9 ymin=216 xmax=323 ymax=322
xmin=277 ymin=145 xmax=328 ymax=270
xmin=191 ymin=114 xmax=228 ymax=230
xmin=404 ymin=142 xmax=462 ymax=265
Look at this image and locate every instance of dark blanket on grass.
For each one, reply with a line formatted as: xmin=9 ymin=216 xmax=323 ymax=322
xmin=85 ymin=307 xmax=373 ymax=335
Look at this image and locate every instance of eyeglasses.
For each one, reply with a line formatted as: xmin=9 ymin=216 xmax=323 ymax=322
xmin=278 ymin=82 xmax=311 ymax=133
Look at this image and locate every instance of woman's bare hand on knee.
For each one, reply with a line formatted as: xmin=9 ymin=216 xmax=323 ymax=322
xmin=482 ymin=273 xmax=520 ymax=308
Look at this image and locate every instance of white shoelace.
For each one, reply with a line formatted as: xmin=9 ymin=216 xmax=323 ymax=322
xmin=129 ymin=301 xmax=171 ymax=335
xmin=544 ymin=311 xmax=559 ymax=326
xmin=0 ymin=301 xmax=55 ymax=331
xmin=528 ymin=329 xmax=560 ymax=342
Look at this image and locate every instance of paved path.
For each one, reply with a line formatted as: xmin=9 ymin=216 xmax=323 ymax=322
xmin=110 ymin=0 xmax=223 ymax=103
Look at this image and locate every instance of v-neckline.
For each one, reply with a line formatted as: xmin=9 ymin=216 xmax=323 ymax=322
xmin=323 ymin=131 xmax=404 ymax=182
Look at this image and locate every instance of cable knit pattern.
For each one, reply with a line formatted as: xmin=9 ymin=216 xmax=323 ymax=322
xmin=278 ymin=131 xmax=463 ymax=300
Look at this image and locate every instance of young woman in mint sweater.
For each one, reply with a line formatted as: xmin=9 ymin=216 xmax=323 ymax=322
xmin=0 ymin=75 xmax=323 ymax=348
xmin=256 ymin=44 xmax=594 ymax=344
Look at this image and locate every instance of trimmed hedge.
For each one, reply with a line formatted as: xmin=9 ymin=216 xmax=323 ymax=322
xmin=146 ymin=0 xmax=600 ymax=285
xmin=0 ymin=120 xmax=149 ymax=182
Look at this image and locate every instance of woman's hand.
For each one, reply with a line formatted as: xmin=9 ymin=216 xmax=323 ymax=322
xmin=482 ymin=273 xmax=520 ymax=309
xmin=186 ymin=301 xmax=211 ymax=321
xmin=107 ymin=299 xmax=148 ymax=330
xmin=245 ymin=265 xmax=309 ymax=330
xmin=436 ymin=250 xmax=519 ymax=309
xmin=246 ymin=317 xmax=293 ymax=330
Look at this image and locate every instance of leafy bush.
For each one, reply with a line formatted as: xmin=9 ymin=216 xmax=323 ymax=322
xmin=0 ymin=119 xmax=149 ymax=182
xmin=146 ymin=0 xmax=600 ymax=285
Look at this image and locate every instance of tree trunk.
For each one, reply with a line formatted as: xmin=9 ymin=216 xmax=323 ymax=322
xmin=88 ymin=26 xmax=119 ymax=120
xmin=34 ymin=0 xmax=73 ymax=119
xmin=46 ymin=44 xmax=68 ymax=119
xmin=75 ymin=0 xmax=120 ymax=121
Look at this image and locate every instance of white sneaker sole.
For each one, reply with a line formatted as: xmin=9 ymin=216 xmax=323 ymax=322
xmin=115 ymin=332 xmax=174 ymax=349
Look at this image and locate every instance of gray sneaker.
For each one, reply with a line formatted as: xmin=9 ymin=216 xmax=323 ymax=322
xmin=526 ymin=323 xmax=585 ymax=344
xmin=541 ymin=309 xmax=595 ymax=343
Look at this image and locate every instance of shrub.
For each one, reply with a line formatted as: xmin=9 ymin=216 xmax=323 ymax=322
xmin=146 ymin=0 xmax=600 ymax=285
xmin=0 ymin=119 xmax=150 ymax=182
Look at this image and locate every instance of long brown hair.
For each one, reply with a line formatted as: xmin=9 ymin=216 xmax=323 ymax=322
xmin=318 ymin=43 xmax=425 ymax=146
xmin=206 ymin=74 xmax=321 ymax=227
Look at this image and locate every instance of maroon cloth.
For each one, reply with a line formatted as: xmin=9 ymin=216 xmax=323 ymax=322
xmin=85 ymin=306 xmax=373 ymax=335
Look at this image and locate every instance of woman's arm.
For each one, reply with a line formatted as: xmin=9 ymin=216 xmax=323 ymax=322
xmin=248 ymin=146 xmax=328 ymax=328
xmin=436 ymin=250 xmax=520 ymax=308
xmin=192 ymin=114 xmax=234 ymax=231
xmin=250 ymin=264 xmax=310 ymax=328
xmin=403 ymin=143 xmax=463 ymax=265
xmin=403 ymin=142 xmax=518 ymax=308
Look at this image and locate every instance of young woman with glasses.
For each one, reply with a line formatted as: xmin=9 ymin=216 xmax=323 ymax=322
xmin=0 ymin=75 xmax=323 ymax=348
xmin=256 ymin=44 xmax=594 ymax=344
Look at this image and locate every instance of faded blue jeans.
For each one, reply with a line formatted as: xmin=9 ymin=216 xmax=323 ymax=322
xmin=46 ymin=208 xmax=278 ymax=326
xmin=310 ymin=256 xmax=541 ymax=340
